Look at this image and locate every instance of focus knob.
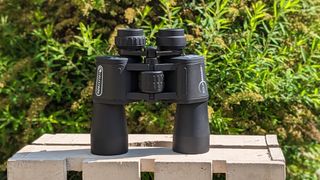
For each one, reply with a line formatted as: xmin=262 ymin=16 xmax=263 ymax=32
xmin=115 ymin=29 xmax=146 ymax=50
xmin=139 ymin=71 xmax=164 ymax=93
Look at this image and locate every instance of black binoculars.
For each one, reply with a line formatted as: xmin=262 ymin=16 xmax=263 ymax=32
xmin=91 ymin=28 xmax=210 ymax=155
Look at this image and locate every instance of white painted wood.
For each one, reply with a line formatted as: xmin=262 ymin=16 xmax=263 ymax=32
xmin=265 ymin=134 xmax=280 ymax=147
xmin=7 ymin=145 xmax=67 ymax=180
xmin=8 ymin=146 xmax=273 ymax=172
xmin=8 ymin=145 xmax=90 ymax=172
xmin=269 ymin=147 xmax=286 ymax=162
xmin=8 ymin=160 xmax=66 ymax=180
xmin=33 ymin=134 xmax=90 ymax=146
xmin=33 ymin=134 xmax=268 ymax=148
xmin=226 ymin=161 xmax=285 ymax=180
xmin=82 ymin=159 xmax=140 ymax=180
xmin=211 ymin=135 xmax=267 ymax=148
xmin=155 ymin=160 xmax=212 ymax=180
xmin=8 ymin=134 xmax=286 ymax=180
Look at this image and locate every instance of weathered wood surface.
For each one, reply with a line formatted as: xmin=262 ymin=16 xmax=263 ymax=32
xmin=8 ymin=134 xmax=286 ymax=180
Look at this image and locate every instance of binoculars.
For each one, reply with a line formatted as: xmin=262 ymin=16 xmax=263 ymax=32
xmin=91 ymin=28 xmax=210 ymax=155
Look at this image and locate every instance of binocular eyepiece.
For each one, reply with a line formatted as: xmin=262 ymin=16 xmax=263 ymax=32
xmin=91 ymin=28 xmax=210 ymax=155
xmin=115 ymin=28 xmax=186 ymax=51
xmin=115 ymin=29 xmax=146 ymax=50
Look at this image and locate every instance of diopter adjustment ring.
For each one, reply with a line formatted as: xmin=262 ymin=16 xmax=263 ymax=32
xmin=115 ymin=29 xmax=146 ymax=50
xmin=115 ymin=36 xmax=146 ymax=49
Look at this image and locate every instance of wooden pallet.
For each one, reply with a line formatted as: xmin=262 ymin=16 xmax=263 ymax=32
xmin=8 ymin=134 xmax=285 ymax=180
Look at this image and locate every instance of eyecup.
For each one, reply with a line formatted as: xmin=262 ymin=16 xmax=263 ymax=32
xmin=156 ymin=29 xmax=186 ymax=50
xmin=115 ymin=29 xmax=146 ymax=50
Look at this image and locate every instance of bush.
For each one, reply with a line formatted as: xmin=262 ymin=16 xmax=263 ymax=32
xmin=0 ymin=0 xmax=319 ymax=179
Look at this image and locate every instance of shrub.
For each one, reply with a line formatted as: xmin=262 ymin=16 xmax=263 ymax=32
xmin=0 ymin=0 xmax=319 ymax=179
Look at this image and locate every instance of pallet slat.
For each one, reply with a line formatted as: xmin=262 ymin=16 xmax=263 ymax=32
xmin=154 ymin=161 xmax=212 ymax=180
xmin=7 ymin=160 xmax=66 ymax=180
xmin=83 ymin=159 xmax=140 ymax=180
xmin=226 ymin=161 xmax=285 ymax=180
xmin=32 ymin=134 xmax=270 ymax=148
xmin=8 ymin=134 xmax=286 ymax=180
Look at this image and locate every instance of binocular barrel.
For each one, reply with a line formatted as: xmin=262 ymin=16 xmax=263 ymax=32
xmin=91 ymin=103 xmax=127 ymax=155
xmin=91 ymin=28 xmax=209 ymax=155
xmin=174 ymin=102 xmax=209 ymax=154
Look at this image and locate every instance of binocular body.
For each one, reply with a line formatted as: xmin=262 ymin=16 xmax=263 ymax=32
xmin=91 ymin=29 xmax=210 ymax=155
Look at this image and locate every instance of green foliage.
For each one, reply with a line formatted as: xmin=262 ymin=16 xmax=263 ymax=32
xmin=0 ymin=0 xmax=319 ymax=179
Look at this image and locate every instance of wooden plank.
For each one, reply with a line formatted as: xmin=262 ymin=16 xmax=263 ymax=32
xmin=8 ymin=145 xmax=90 ymax=172
xmin=82 ymin=159 xmax=140 ymax=180
xmin=226 ymin=161 xmax=285 ymax=180
xmin=8 ymin=145 xmax=272 ymax=172
xmin=265 ymin=134 xmax=279 ymax=147
xmin=129 ymin=134 xmax=172 ymax=147
xmin=211 ymin=135 xmax=266 ymax=148
xmin=33 ymin=134 xmax=268 ymax=148
xmin=140 ymin=159 xmax=155 ymax=172
xmin=33 ymin=134 xmax=90 ymax=146
xmin=268 ymin=147 xmax=285 ymax=162
xmin=8 ymin=159 xmax=66 ymax=180
xmin=212 ymin=160 xmax=226 ymax=173
xmin=154 ymin=161 xmax=212 ymax=180
xmin=8 ymin=134 xmax=286 ymax=180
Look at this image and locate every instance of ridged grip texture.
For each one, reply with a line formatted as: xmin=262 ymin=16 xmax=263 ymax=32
xmin=115 ymin=36 xmax=146 ymax=48
xmin=139 ymin=71 xmax=164 ymax=93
